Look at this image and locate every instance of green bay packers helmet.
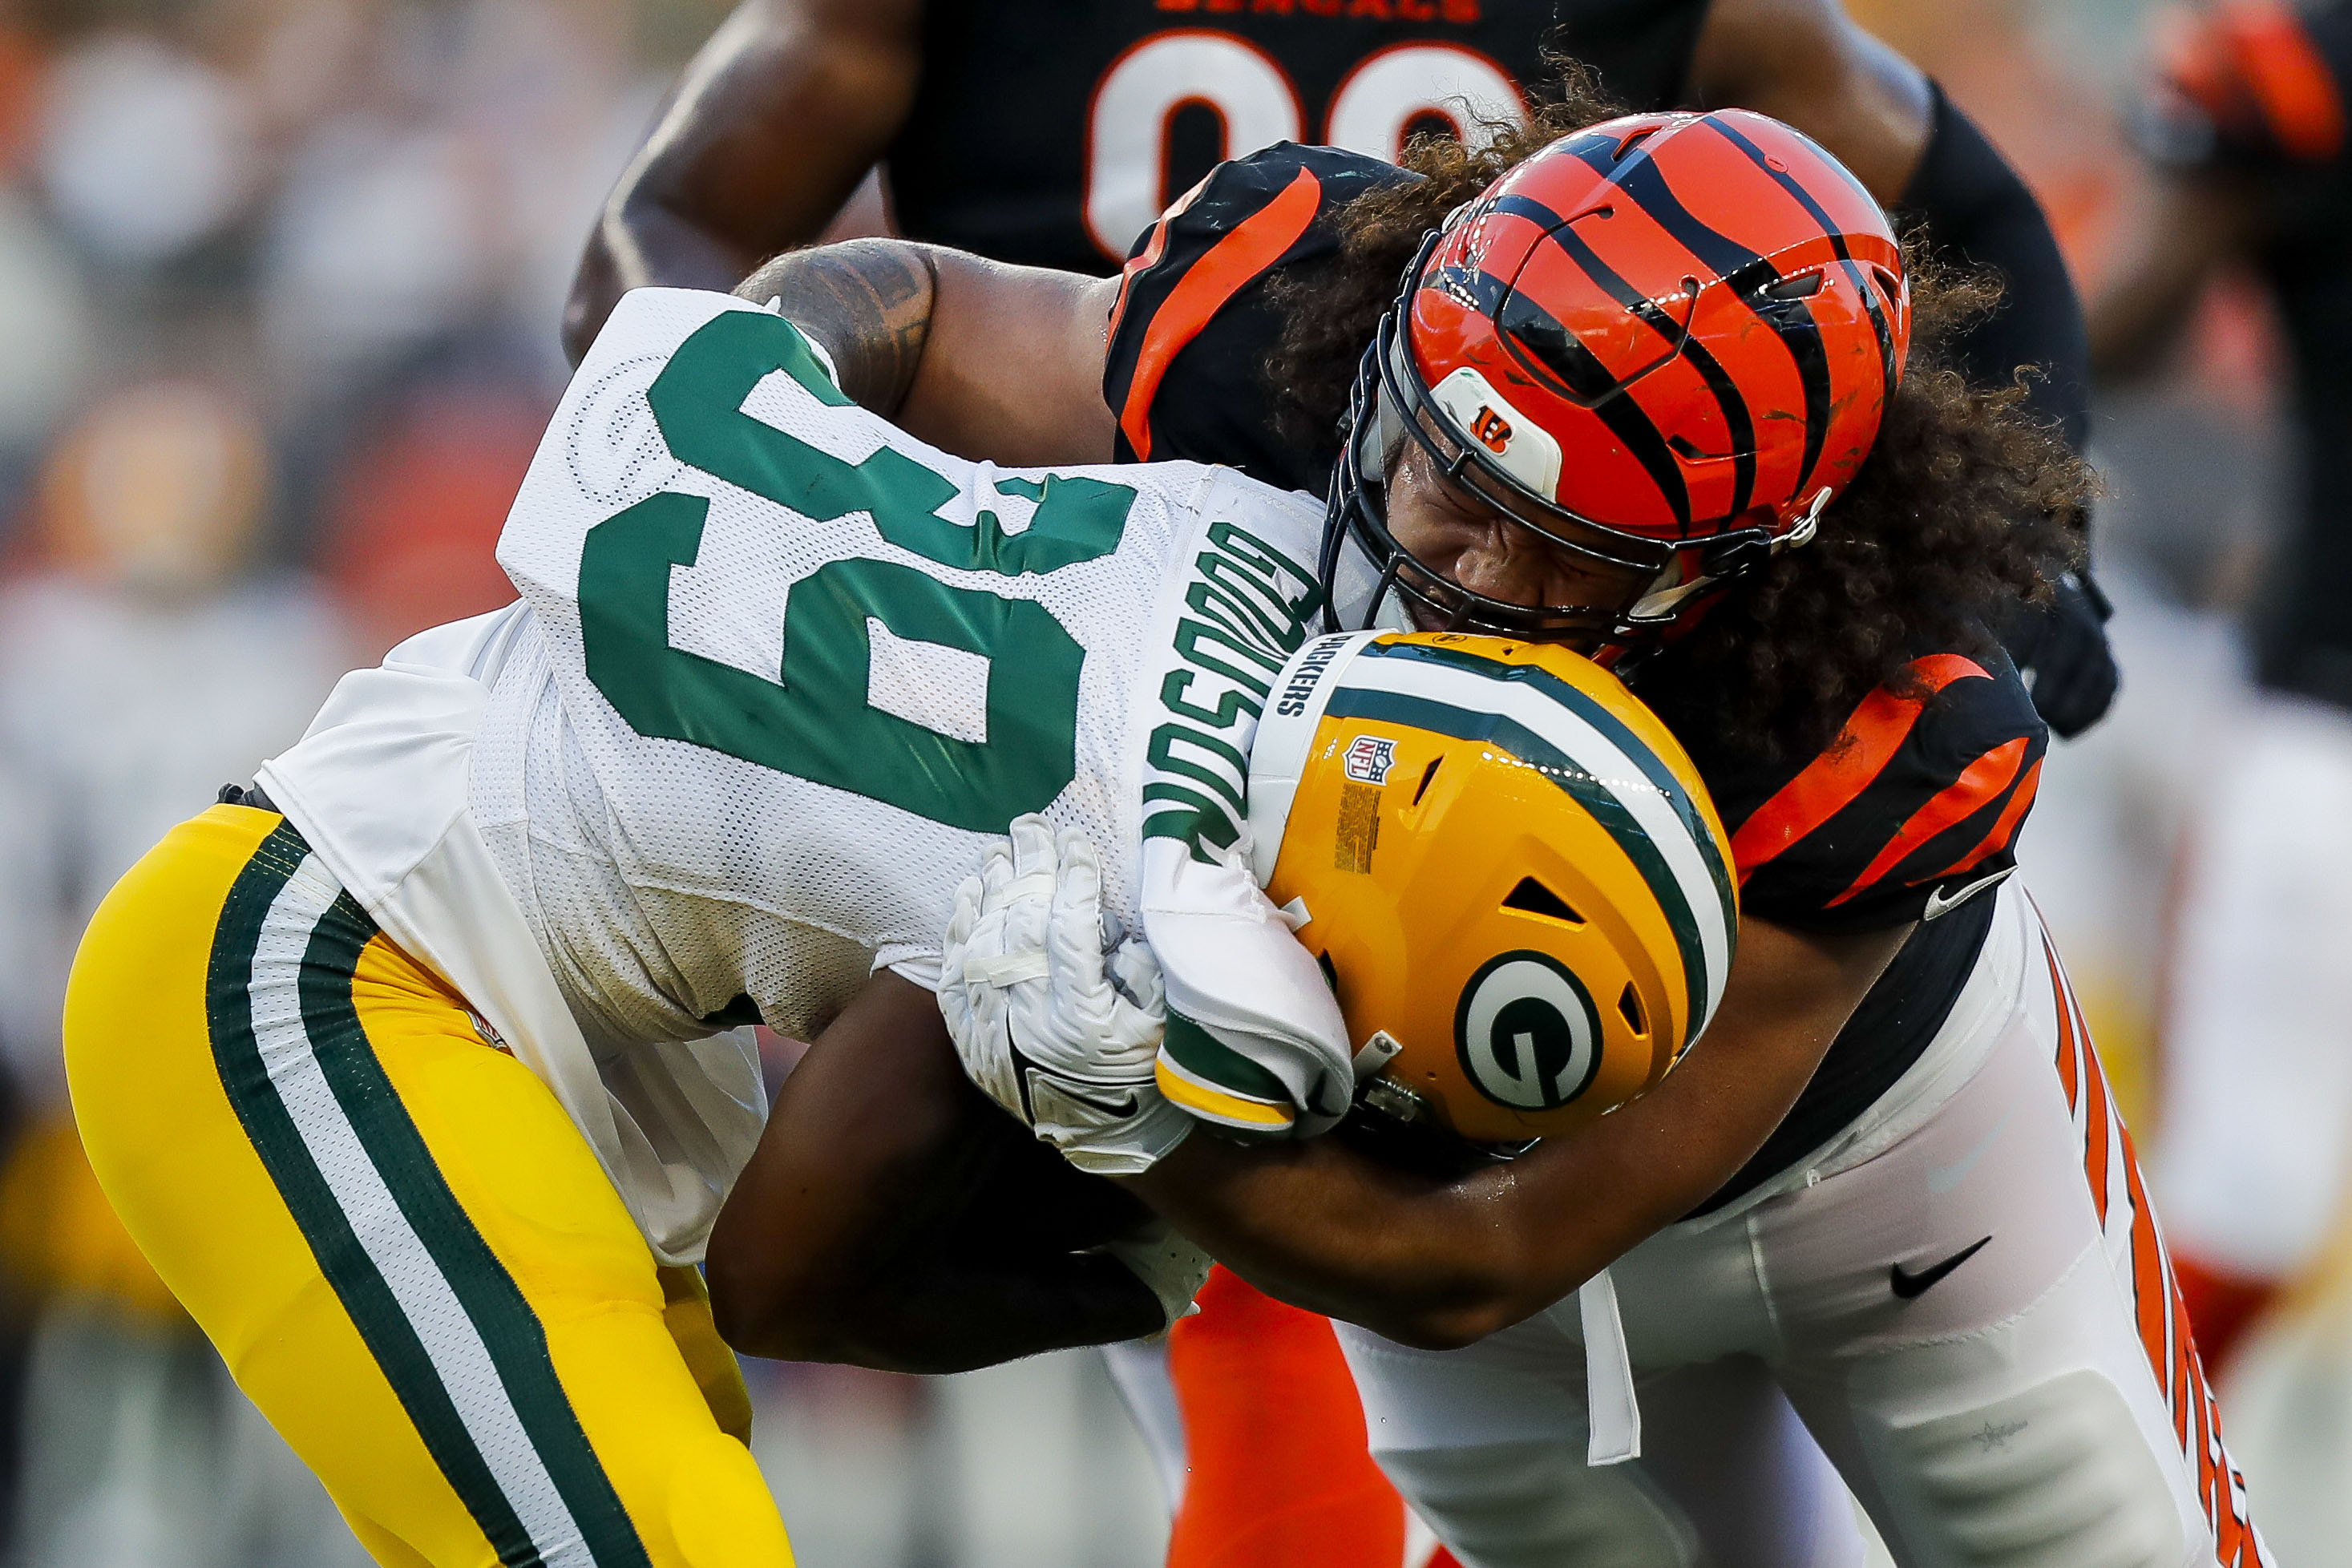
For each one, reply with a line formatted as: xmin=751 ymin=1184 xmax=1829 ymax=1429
xmin=1246 ymin=631 xmax=1738 ymax=1145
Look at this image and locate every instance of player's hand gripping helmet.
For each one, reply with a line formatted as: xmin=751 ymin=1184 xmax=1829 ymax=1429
xmin=1245 ymin=631 xmax=1738 ymax=1145
xmin=1324 ymin=108 xmax=1910 ymax=648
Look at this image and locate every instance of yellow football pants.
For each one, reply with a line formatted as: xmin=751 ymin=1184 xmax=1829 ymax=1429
xmin=63 ymin=804 xmax=793 ymax=1568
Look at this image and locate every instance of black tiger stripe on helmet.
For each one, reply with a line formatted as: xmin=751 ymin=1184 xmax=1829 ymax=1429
xmin=1320 ymin=107 xmax=1911 ymax=647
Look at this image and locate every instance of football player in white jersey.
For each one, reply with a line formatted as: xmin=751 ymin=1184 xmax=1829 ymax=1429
xmin=59 ymin=270 xmax=1723 ymax=1568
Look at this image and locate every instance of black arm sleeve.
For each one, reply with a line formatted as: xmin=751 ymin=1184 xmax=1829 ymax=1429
xmin=1901 ymin=86 xmax=2115 ymax=738
xmin=1898 ymin=83 xmax=2091 ymax=452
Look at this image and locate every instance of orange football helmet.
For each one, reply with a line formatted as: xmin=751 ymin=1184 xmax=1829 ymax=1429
xmin=1323 ymin=109 xmax=1910 ymax=645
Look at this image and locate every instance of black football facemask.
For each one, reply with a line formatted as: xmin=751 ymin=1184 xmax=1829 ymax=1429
xmin=1316 ymin=240 xmax=1810 ymax=651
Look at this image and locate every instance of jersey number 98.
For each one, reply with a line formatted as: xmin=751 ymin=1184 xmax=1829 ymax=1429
xmin=1085 ymin=33 xmax=1528 ymax=261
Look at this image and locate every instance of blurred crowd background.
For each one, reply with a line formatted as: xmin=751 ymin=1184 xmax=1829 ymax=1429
xmin=0 ymin=0 xmax=2338 ymax=1563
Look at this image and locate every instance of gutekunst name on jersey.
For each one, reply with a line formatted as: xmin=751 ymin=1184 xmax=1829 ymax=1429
xmin=1143 ymin=518 xmax=1322 ymax=862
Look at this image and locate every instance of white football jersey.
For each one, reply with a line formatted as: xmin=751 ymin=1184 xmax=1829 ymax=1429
xmin=468 ymin=288 xmax=1327 ymax=1053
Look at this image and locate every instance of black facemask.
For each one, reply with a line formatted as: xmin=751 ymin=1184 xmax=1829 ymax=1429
xmin=1316 ymin=238 xmax=1797 ymax=647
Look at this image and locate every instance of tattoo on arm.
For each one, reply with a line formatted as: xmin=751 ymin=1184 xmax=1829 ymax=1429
xmin=734 ymin=240 xmax=939 ymax=416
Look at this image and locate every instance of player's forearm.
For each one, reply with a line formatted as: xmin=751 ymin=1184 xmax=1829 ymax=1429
xmin=1133 ymin=918 xmax=1910 ymax=1348
xmin=722 ymin=1251 xmax=1163 ymax=1373
xmin=1127 ymin=1134 xmax=1558 ymax=1349
xmin=1130 ymin=1062 xmax=1777 ymax=1350
xmin=567 ymin=199 xmax=778 ymax=365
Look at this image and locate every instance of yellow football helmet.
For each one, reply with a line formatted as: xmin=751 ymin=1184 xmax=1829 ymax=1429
xmin=1243 ymin=630 xmax=1738 ymax=1145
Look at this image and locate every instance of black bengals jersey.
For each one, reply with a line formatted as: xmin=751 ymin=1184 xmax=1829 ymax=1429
xmin=1104 ymin=146 xmax=2051 ymax=1207
xmin=885 ymin=0 xmax=1710 ymax=274
xmin=2147 ymin=1 xmax=2352 ymax=709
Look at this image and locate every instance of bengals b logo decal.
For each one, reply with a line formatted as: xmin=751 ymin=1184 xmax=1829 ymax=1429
xmin=1471 ymin=406 xmax=1513 ymax=453
xmin=1431 ymin=367 xmax=1561 ymax=499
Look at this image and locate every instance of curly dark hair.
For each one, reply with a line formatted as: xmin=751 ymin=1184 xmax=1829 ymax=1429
xmin=1264 ymin=65 xmax=2095 ymax=762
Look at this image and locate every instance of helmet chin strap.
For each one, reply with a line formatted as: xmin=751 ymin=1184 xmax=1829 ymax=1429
xmin=1623 ymin=484 xmax=1833 ymax=627
xmin=1780 ymin=483 xmax=1833 ymax=549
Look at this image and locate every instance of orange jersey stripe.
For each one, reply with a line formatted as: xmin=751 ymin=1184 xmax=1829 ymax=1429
xmin=2172 ymin=1279 xmax=2198 ymax=1449
xmin=1105 ymin=172 xmax=1211 ymax=358
xmin=2083 ymin=1011 xmax=2113 ymax=1221
xmin=2168 ymin=1263 xmax=2194 ymax=1448
xmin=2235 ymin=1468 xmax=2265 ymax=1566
xmin=1728 ymin=654 xmax=1990 ymax=880
xmin=2050 ymin=934 xmax=2112 ymax=1218
xmin=2055 ymin=997 xmax=2080 ymax=1112
xmin=2047 ymin=927 xmax=2263 ymax=1565
xmin=2049 ymin=927 xmax=2083 ymax=1115
xmin=1932 ymin=756 xmax=2043 ymax=884
xmin=1116 ymin=164 xmax=1322 ymax=463
xmin=2231 ymin=0 xmax=2349 ymax=160
xmin=2194 ymin=1360 xmax=2218 ymax=1539
xmin=2121 ymin=1122 xmax=2172 ymax=1390
xmin=1826 ymin=734 xmax=2030 ymax=907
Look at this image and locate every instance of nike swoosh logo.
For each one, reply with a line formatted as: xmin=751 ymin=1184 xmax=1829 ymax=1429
xmin=1047 ymin=1081 xmax=1138 ymax=1118
xmin=1923 ymin=866 xmax=2015 ymax=920
xmin=1890 ymin=1235 xmax=1993 ymax=1299
xmin=1008 ymin=1034 xmax=1138 ymax=1120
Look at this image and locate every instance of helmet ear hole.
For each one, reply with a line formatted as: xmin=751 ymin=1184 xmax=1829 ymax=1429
xmin=1618 ymin=982 xmax=1647 ymax=1037
xmin=1868 ymin=264 xmax=1905 ymax=317
xmin=1502 ymin=876 xmax=1583 ymax=925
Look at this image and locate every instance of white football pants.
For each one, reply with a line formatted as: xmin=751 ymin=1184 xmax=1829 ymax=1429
xmin=1336 ymin=887 xmax=2267 ymax=1568
xmin=2153 ymin=691 xmax=2352 ymax=1279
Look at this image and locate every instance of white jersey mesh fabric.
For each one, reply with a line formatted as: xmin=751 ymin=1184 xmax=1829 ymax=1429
xmin=468 ymin=288 xmax=1327 ymax=1053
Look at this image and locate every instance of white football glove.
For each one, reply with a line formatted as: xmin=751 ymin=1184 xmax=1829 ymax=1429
xmin=940 ymin=816 xmax=1193 ymax=1175
xmin=1139 ymin=835 xmax=1356 ymax=1140
xmin=1098 ymin=1218 xmax=1213 ymax=1333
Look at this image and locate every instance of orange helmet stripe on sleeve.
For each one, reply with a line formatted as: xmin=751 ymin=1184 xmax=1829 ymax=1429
xmin=1117 ymin=164 xmax=1323 ymax=462
xmin=1825 ymin=734 xmax=2031 ymax=908
xmin=1728 ymin=654 xmax=1990 ymax=880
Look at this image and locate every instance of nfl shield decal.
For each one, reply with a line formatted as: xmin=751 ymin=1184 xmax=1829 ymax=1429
xmin=1343 ymin=735 xmax=1397 ymax=784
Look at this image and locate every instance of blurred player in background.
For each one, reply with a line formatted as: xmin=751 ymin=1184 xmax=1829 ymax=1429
xmin=0 ymin=382 xmax=354 ymax=1567
xmin=565 ymin=0 xmax=2108 ymax=482
xmin=564 ymin=0 xmax=2109 ymax=579
xmin=2091 ymin=5 xmax=2352 ymax=1558
xmin=2092 ymin=0 xmax=2352 ymax=1380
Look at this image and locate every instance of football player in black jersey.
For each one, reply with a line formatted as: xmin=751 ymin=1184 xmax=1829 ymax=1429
xmin=714 ymin=99 xmax=2268 ymax=1566
xmin=2092 ymin=0 xmax=2352 ymax=1389
xmin=562 ymin=0 xmax=2118 ymax=736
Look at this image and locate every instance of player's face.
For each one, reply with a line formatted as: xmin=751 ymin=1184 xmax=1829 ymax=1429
xmin=1382 ymin=439 xmax=1649 ymax=648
